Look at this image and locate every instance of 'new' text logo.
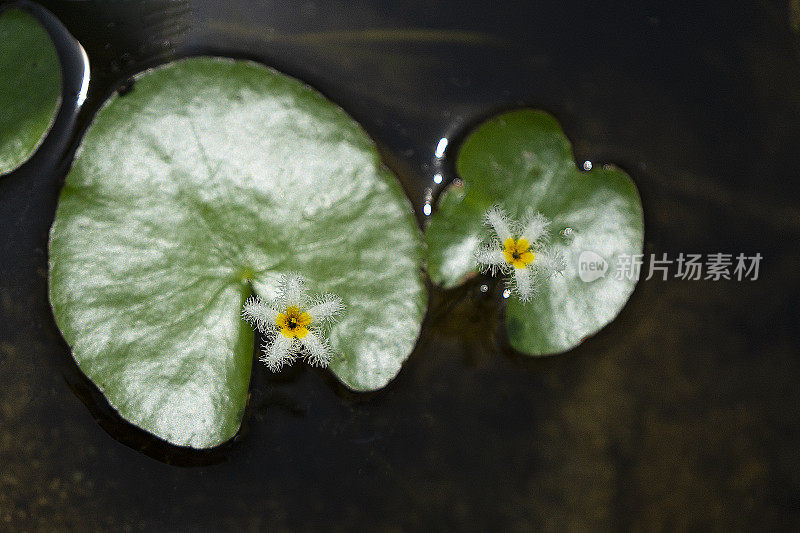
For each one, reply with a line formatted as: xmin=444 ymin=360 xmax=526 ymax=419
xmin=578 ymin=250 xmax=608 ymax=282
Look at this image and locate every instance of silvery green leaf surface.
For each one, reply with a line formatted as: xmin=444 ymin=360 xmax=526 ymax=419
xmin=0 ymin=6 xmax=61 ymax=175
xmin=425 ymin=110 xmax=643 ymax=355
xmin=49 ymin=57 xmax=426 ymax=448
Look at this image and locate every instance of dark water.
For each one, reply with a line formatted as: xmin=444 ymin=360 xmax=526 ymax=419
xmin=1 ymin=0 xmax=799 ymax=529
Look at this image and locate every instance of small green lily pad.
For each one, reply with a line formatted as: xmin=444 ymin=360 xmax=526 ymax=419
xmin=425 ymin=110 xmax=644 ymax=355
xmin=0 ymin=6 xmax=61 ymax=176
xmin=49 ymin=57 xmax=426 ymax=448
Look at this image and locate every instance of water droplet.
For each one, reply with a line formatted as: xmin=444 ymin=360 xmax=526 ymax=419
xmin=561 ymin=227 xmax=574 ymax=242
xmin=502 ymin=289 xmax=511 ymax=299
xmin=435 ymin=137 xmax=449 ymax=159
xmin=582 ymin=160 xmax=592 ymax=171
xmin=479 ymin=284 xmax=489 ymax=293
xmin=422 ymin=187 xmax=434 ymax=216
xmin=433 ymin=173 xmax=443 ymax=184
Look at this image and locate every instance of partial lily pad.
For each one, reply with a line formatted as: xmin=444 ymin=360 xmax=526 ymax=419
xmin=425 ymin=110 xmax=643 ymax=355
xmin=49 ymin=57 xmax=426 ymax=448
xmin=0 ymin=6 xmax=62 ymax=175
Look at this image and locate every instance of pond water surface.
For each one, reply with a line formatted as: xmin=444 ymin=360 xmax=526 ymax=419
xmin=1 ymin=0 xmax=799 ymax=529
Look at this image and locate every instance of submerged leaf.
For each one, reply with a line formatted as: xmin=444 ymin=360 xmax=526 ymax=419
xmin=49 ymin=57 xmax=426 ymax=448
xmin=0 ymin=6 xmax=61 ymax=176
xmin=425 ymin=110 xmax=643 ymax=355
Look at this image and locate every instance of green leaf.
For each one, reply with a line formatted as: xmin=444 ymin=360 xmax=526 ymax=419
xmin=49 ymin=57 xmax=426 ymax=448
xmin=0 ymin=6 xmax=61 ymax=176
xmin=425 ymin=110 xmax=643 ymax=355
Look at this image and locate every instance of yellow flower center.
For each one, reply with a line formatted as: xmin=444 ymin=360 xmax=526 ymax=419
xmin=276 ymin=306 xmax=312 ymax=338
xmin=503 ymin=237 xmax=535 ymax=269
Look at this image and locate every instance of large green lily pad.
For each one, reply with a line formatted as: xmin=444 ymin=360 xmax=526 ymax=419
xmin=425 ymin=110 xmax=643 ymax=355
xmin=0 ymin=6 xmax=61 ymax=176
xmin=49 ymin=57 xmax=426 ymax=448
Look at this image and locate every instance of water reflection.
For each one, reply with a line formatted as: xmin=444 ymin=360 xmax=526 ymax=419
xmin=75 ymin=44 xmax=90 ymax=106
xmin=434 ymin=137 xmax=449 ymax=159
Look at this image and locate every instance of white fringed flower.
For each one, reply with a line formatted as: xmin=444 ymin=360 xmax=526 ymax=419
xmin=474 ymin=205 xmax=566 ymax=302
xmin=241 ymin=273 xmax=344 ymax=371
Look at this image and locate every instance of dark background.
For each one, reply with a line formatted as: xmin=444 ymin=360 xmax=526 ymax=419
xmin=1 ymin=0 xmax=799 ymax=530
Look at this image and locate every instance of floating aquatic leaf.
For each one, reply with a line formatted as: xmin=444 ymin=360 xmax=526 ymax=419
xmin=49 ymin=57 xmax=426 ymax=448
xmin=0 ymin=6 xmax=61 ymax=176
xmin=425 ymin=110 xmax=643 ymax=355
